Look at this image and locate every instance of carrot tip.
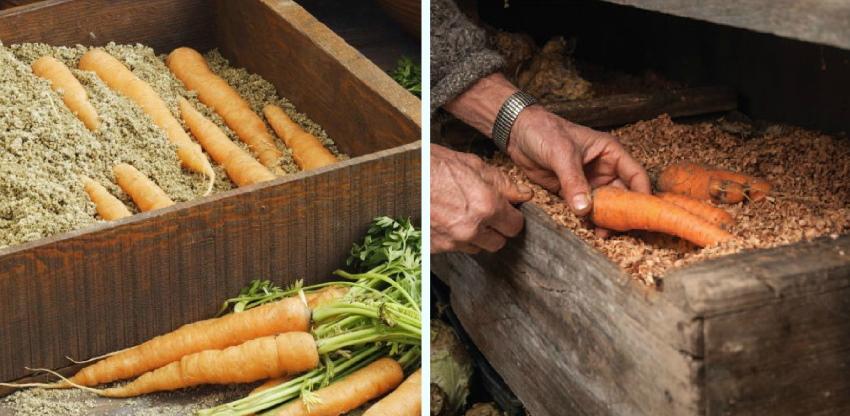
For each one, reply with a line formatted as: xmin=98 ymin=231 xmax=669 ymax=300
xmin=24 ymin=367 xmax=104 ymax=395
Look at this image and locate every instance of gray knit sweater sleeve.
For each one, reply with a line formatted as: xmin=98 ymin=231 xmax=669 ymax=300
xmin=431 ymin=0 xmax=505 ymax=113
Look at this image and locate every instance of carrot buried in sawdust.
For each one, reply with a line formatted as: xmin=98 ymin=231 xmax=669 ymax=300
xmin=271 ymin=358 xmax=404 ymax=416
xmin=0 ymin=297 xmax=310 ymax=389
xmin=591 ymin=186 xmax=734 ymax=247
xmin=79 ymin=49 xmax=215 ymax=195
xmin=31 ymin=56 xmax=100 ymax=131
xmin=657 ymin=192 xmax=734 ymax=227
xmin=93 ymin=333 xmax=318 ymax=397
xmin=113 ymin=163 xmax=174 ymax=212
xmin=263 ymin=104 xmax=338 ymax=171
xmin=166 ymin=47 xmax=284 ymax=174
xmin=80 ymin=175 xmax=131 ymax=220
xmin=657 ymin=162 xmax=771 ymax=203
xmin=178 ymin=97 xmax=276 ymax=186
xmin=362 ymin=369 xmax=421 ymax=416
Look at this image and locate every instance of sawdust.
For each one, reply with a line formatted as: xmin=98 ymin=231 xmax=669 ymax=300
xmin=492 ymin=114 xmax=850 ymax=284
xmin=0 ymin=384 xmax=252 ymax=415
xmin=0 ymin=42 xmax=345 ymax=249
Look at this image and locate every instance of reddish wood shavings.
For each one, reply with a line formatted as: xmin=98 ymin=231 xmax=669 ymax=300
xmin=492 ymin=115 xmax=850 ymax=285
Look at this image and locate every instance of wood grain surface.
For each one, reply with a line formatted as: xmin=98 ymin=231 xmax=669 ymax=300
xmin=433 ymin=204 xmax=704 ymax=416
xmin=216 ymin=0 xmax=421 ymax=158
xmin=0 ymin=142 xmax=421 ymax=384
xmin=435 ymin=203 xmax=850 ymax=415
xmin=544 ymin=86 xmax=737 ymax=129
xmin=0 ymin=0 xmax=215 ymax=52
xmin=0 ymin=0 xmax=422 ymax=387
xmin=600 ymin=0 xmax=850 ymax=52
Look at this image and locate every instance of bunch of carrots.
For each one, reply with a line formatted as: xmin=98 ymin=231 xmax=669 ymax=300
xmin=30 ymin=46 xmax=339 ymax=221
xmin=590 ymin=162 xmax=771 ymax=247
xmin=2 ymin=217 xmax=421 ymax=416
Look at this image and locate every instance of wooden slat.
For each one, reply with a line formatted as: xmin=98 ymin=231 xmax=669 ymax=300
xmin=0 ymin=0 xmax=215 ymax=53
xmin=544 ymin=86 xmax=737 ymax=128
xmin=600 ymin=0 xmax=850 ymax=51
xmin=704 ymin=288 xmax=850 ymax=415
xmin=0 ymin=142 xmax=420 ymax=383
xmin=433 ymin=204 xmax=703 ymax=416
xmin=666 ymin=234 xmax=850 ymax=317
xmin=215 ymin=0 xmax=421 ymax=158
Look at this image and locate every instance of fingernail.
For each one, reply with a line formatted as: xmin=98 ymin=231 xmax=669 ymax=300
xmin=518 ymin=184 xmax=533 ymax=196
xmin=572 ymin=193 xmax=590 ymax=213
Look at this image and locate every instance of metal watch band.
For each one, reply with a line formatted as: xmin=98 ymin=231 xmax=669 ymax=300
xmin=491 ymin=91 xmax=537 ymax=152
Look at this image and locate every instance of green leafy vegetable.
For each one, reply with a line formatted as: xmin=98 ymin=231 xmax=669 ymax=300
xmin=200 ymin=217 xmax=421 ymax=416
xmin=389 ymin=56 xmax=421 ymax=97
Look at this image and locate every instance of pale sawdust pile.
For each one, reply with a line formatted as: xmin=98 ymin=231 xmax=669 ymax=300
xmin=493 ymin=114 xmax=850 ymax=284
xmin=0 ymin=42 xmax=345 ymax=249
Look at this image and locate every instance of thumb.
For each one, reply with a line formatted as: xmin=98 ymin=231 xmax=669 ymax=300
xmin=481 ymin=168 xmax=533 ymax=204
xmin=553 ymin=152 xmax=593 ymax=216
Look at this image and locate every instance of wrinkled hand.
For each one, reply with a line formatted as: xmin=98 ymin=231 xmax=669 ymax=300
xmin=507 ymin=105 xmax=651 ymax=216
xmin=431 ymin=144 xmax=532 ymax=254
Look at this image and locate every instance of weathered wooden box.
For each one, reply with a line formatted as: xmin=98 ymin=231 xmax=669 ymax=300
xmin=0 ymin=0 xmax=420 ymax=386
xmin=434 ymin=205 xmax=850 ymax=416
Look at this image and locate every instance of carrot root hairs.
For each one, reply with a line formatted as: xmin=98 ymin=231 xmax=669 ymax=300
xmin=657 ymin=162 xmax=771 ymax=203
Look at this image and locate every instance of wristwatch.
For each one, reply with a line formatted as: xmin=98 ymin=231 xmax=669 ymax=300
xmin=491 ymin=91 xmax=537 ymax=152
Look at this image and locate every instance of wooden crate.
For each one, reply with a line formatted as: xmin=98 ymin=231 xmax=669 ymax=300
xmin=433 ymin=205 xmax=850 ymax=416
xmin=0 ymin=0 xmax=420 ymax=385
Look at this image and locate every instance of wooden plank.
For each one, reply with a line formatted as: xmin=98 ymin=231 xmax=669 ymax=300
xmin=215 ymin=0 xmax=421 ymax=158
xmin=433 ymin=204 xmax=703 ymax=416
xmin=544 ymin=86 xmax=737 ymax=128
xmin=704 ymin=287 xmax=850 ymax=415
xmin=666 ymin=234 xmax=850 ymax=317
xmin=0 ymin=142 xmax=421 ymax=383
xmin=0 ymin=0 xmax=215 ymax=53
xmin=600 ymin=0 xmax=850 ymax=51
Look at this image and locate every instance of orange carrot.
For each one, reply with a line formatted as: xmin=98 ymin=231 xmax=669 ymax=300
xmin=100 ymin=332 xmax=318 ymax=397
xmin=263 ymin=105 xmax=337 ymax=171
xmin=166 ymin=47 xmax=284 ymax=174
xmin=32 ymin=56 xmax=100 ymax=131
xmin=305 ymin=286 xmax=349 ymax=309
xmin=80 ymin=175 xmax=131 ymax=220
xmin=273 ymin=358 xmax=404 ymax=416
xmin=362 ymin=369 xmax=421 ymax=416
xmin=657 ymin=192 xmax=734 ymax=227
xmin=591 ymin=186 xmax=733 ymax=247
xmin=65 ymin=296 xmax=310 ymax=387
xmin=657 ymin=162 xmax=771 ymax=203
xmin=113 ymin=163 xmax=174 ymax=212
xmin=79 ymin=49 xmax=215 ymax=194
xmin=250 ymin=376 xmax=291 ymax=396
xmin=178 ymin=97 xmax=276 ymax=186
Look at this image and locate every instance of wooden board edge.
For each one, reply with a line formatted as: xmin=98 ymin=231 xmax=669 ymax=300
xmin=260 ymin=0 xmax=421 ymax=128
xmin=665 ymin=233 xmax=850 ymax=317
xmin=0 ymin=141 xmax=421 ymax=259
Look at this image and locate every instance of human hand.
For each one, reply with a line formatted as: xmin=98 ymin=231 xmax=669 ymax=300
xmin=431 ymin=144 xmax=533 ymax=254
xmin=507 ymin=105 xmax=651 ymax=216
